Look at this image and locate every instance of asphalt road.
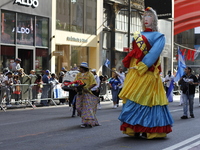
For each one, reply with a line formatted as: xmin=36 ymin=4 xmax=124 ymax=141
xmin=1 ymin=94 xmax=200 ymax=150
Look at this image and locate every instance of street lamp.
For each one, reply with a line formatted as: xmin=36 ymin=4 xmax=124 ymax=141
xmin=128 ymin=0 xmax=131 ymax=52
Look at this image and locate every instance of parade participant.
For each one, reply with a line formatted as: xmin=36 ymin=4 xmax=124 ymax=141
xmin=178 ymin=67 xmax=198 ymax=119
xmin=109 ymin=72 xmax=121 ymax=108
xmin=164 ymin=70 xmax=174 ymax=95
xmin=116 ymin=67 xmax=125 ymax=107
xmin=75 ymin=62 xmax=100 ymax=128
xmin=118 ymin=7 xmax=173 ymax=139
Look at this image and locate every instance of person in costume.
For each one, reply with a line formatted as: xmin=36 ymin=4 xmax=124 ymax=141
xmin=75 ymin=62 xmax=100 ymax=128
xmin=118 ymin=7 xmax=174 ymax=139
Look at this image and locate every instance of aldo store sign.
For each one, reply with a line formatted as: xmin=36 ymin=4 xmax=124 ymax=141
xmin=14 ymin=0 xmax=39 ymax=8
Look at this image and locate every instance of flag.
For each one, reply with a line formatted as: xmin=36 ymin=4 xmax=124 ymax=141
xmin=174 ymin=47 xmax=186 ymax=82
xmin=167 ymin=79 xmax=174 ymax=102
xmin=104 ymin=59 xmax=110 ymax=68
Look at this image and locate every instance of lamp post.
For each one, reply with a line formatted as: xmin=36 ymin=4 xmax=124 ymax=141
xmin=128 ymin=0 xmax=131 ymax=52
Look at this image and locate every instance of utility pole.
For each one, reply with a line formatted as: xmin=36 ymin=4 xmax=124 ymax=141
xmin=128 ymin=0 xmax=131 ymax=52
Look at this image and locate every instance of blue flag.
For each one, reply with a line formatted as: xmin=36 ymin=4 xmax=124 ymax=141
xmin=174 ymin=47 xmax=186 ymax=82
xmin=104 ymin=59 xmax=110 ymax=68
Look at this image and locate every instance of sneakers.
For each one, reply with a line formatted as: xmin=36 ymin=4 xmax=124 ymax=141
xmin=98 ymin=104 xmax=101 ymax=110
xmin=190 ymin=114 xmax=195 ymax=118
xmin=181 ymin=116 xmax=188 ymax=119
xmin=113 ymin=105 xmax=117 ymax=109
xmin=80 ymin=124 xmax=86 ymax=128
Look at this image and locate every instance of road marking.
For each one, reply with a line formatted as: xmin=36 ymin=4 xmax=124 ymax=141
xmin=163 ymin=134 xmax=200 ymax=150
xmin=170 ymin=109 xmax=182 ymax=112
xmin=179 ymin=141 xmax=200 ymax=150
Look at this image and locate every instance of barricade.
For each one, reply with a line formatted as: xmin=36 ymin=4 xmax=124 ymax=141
xmin=99 ymin=82 xmax=112 ymax=101
xmin=0 ymin=82 xmax=69 ymax=111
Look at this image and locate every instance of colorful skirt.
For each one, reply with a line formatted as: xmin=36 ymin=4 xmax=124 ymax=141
xmin=76 ymin=93 xmax=99 ymax=126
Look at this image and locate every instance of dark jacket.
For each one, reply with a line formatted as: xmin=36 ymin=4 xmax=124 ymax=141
xmin=179 ymin=74 xmax=198 ymax=95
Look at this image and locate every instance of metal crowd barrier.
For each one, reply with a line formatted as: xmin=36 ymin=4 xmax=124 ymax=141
xmin=0 ymin=83 xmax=68 ymax=112
xmin=99 ymin=82 xmax=112 ymax=101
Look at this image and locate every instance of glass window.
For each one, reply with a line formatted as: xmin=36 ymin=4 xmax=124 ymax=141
xmin=71 ymin=46 xmax=88 ymax=68
xmin=71 ymin=0 xmax=84 ymax=33
xmin=0 ymin=46 xmax=15 ymax=71
xmin=17 ymin=13 xmax=34 ymax=45
xmin=85 ymin=0 xmax=96 ymax=34
xmin=1 ymin=10 xmax=15 ymax=44
xmin=36 ymin=17 xmax=49 ymax=47
xmin=36 ymin=48 xmax=49 ymax=74
xmin=56 ymin=0 xmax=70 ymax=31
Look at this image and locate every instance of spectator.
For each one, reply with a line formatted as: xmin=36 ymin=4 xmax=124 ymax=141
xmin=59 ymin=67 xmax=67 ymax=76
xmin=13 ymin=74 xmax=21 ymax=105
xmin=1 ymin=71 xmax=13 ymax=107
xmin=29 ymin=70 xmax=37 ymax=106
xmin=71 ymin=64 xmax=78 ymax=70
xmin=109 ymin=72 xmax=121 ymax=108
xmin=178 ymin=67 xmax=198 ymax=119
xmin=32 ymin=74 xmax=43 ymax=107
xmin=116 ymin=67 xmax=125 ymax=107
xmin=11 ymin=58 xmax=22 ymax=74
xmin=75 ymin=62 xmax=100 ymax=127
xmin=40 ymin=70 xmax=51 ymax=106
xmin=91 ymin=69 xmax=101 ymax=109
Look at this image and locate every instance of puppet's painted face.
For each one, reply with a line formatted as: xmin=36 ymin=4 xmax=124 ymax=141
xmin=144 ymin=12 xmax=154 ymax=28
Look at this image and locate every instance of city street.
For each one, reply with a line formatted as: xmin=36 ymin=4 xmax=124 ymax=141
xmin=1 ymin=94 xmax=200 ymax=150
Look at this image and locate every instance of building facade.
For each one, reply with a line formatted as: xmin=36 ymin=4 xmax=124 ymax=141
xmin=51 ymin=0 xmax=103 ymax=75
xmin=0 ymin=0 xmax=52 ymax=74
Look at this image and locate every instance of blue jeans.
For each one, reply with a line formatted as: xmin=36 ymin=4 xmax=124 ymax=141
xmin=40 ymin=85 xmax=50 ymax=105
xmin=182 ymin=93 xmax=194 ymax=116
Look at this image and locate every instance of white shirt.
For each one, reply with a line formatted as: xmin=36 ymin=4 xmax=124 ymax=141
xmin=2 ymin=76 xmax=13 ymax=87
xmin=11 ymin=62 xmax=21 ymax=72
xmin=91 ymin=74 xmax=100 ymax=91
xmin=165 ymin=75 xmax=174 ymax=87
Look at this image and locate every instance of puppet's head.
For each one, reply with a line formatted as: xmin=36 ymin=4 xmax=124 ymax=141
xmin=142 ymin=7 xmax=158 ymax=31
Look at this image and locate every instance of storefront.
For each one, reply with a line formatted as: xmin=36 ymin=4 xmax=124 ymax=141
xmin=0 ymin=0 xmax=52 ymax=74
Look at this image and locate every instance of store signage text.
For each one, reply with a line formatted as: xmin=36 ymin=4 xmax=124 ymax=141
xmin=66 ymin=36 xmax=88 ymax=43
xmin=12 ymin=27 xmax=30 ymax=34
xmin=14 ymin=0 xmax=39 ymax=8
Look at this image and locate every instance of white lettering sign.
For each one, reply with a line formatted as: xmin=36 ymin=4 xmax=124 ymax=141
xmin=12 ymin=27 xmax=30 ymax=34
xmin=14 ymin=0 xmax=39 ymax=8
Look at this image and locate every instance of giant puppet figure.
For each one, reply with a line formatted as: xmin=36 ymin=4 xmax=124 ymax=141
xmin=118 ymin=7 xmax=174 ymax=139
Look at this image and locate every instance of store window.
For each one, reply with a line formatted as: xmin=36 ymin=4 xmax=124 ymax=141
xmin=36 ymin=48 xmax=49 ymax=74
xmin=36 ymin=17 xmax=49 ymax=47
xmin=0 ymin=46 xmax=15 ymax=71
xmin=1 ymin=10 xmax=15 ymax=44
xmin=71 ymin=46 xmax=88 ymax=68
xmin=17 ymin=13 xmax=34 ymax=45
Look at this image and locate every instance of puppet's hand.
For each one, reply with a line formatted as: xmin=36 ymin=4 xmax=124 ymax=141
xmin=137 ymin=62 xmax=148 ymax=76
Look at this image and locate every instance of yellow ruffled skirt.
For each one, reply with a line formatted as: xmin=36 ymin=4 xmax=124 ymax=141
xmin=119 ymin=58 xmax=168 ymax=107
